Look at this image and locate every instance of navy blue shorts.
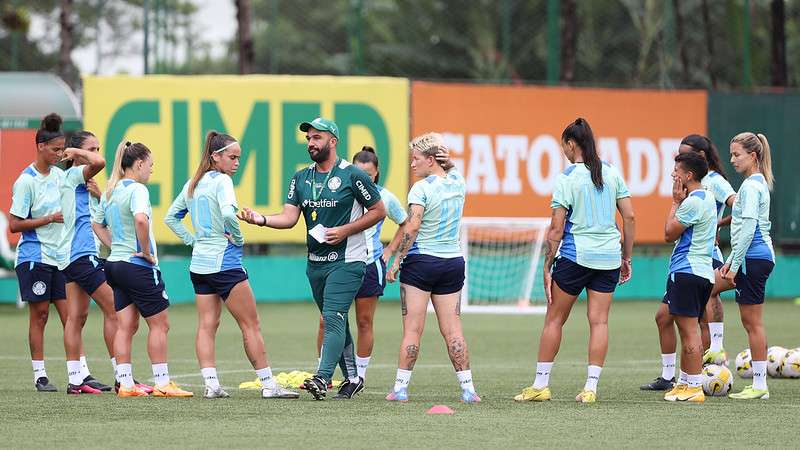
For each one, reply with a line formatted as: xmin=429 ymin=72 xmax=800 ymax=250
xmin=15 ymin=262 xmax=66 ymax=303
xmin=663 ymin=272 xmax=712 ymax=318
xmin=712 ymin=258 xmax=724 ymax=270
xmin=190 ymin=269 xmax=248 ymax=301
xmin=399 ymin=254 xmax=465 ymax=295
xmin=63 ymin=255 xmax=106 ymax=295
xmin=356 ymin=258 xmax=386 ymax=299
xmin=551 ymin=257 xmax=620 ymax=296
xmin=734 ymin=258 xmax=774 ymax=305
xmin=104 ymin=261 xmax=169 ymax=318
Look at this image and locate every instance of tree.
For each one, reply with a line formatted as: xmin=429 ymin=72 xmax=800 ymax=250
xmin=58 ymin=0 xmax=79 ymax=88
xmin=235 ymin=0 xmax=254 ymax=74
xmin=770 ymin=0 xmax=787 ymax=87
xmin=560 ymin=0 xmax=577 ymax=83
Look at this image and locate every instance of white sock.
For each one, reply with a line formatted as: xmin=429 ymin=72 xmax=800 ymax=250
xmin=117 ymin=363 xmax=134 ymax=388
xmin=256 ymin=367 xmax=275 ymax=389
xmin=110 ymin=358 xmax=118 ymax=382
xmin=79 ymin=355 xmax=91 ymax=379
xmin=456 ymin=370 xmax=475 ymax=392
xmin=32 ymin=360 xmax=47 ymax=382
xmin=316 ymin=357 xmax=321 ymax=371
xmin=201 ymin=367 xmax=220 ymax=389
xmin=356 ymin=355 xmax=371 ymax=379
xmin=152 ymin=363 xmax=170 ymax=386
xmin=661 ymin=353 xmax=676 ymax=380
xmin=678 ymin=370 xmax=688 ymax=385
xmin=584 ymin=365 xmax=602 ymax=392
xmin=708 ymin=322 xmax=724 ymax=352
xmin=393 ymin=368 xmax=412 ymax=391
xmin=686 ymin=373 xmax=703 ymax=388
xmin=67 ymin=360 xmax=83 ymax=385
xmin=752 ymin=360 xmax=768 ymax=391
xmin=532 ymin=362 xmax=553 ymax=389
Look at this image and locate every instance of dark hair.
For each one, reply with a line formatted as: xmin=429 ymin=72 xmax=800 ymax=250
xmin=352 ymin=145 xmax=380 ymax=183
xmin=188 ymin=130 xmax=237 ymax=198
xmin=674 ymin=151 xmax=708 ymax=182
xmin=562 ymin=118 xmax=603 ymax=190
xmin=67 ymin=130 xmax=96 ymax=149
xmin=105 ymin=141 xmax=152 ymax=199
xmin=680 ymin=134 xmax=726 ymax=180
xmin=35 ymin=113 xmax=64 ymax=144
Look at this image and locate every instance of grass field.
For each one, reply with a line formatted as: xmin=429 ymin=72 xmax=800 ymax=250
xmin=0 ymin=299 xmax=798 ymax=448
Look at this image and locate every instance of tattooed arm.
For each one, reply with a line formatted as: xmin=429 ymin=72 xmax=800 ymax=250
xmin=543 ymin=207 xmax=567 ymax=305
xmin=386 ymin=204 xmax=424 ymax=283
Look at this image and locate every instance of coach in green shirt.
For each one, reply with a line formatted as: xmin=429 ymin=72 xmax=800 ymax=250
xmin=239 ymin=118 xmax=386 ymax=400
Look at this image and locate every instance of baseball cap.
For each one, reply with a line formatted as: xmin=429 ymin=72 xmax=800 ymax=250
xmin=299 ymin=117 xmax=339 ymax=139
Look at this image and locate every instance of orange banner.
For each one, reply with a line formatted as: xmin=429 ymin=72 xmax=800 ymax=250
xmin=0 ymin=129 xmax=37 ymax=245
xmin=411 ymin=82 xmax=708 ymax=243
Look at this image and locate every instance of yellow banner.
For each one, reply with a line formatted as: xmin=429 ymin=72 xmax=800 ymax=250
xmin=84 ymin=75 xmax=410 ymax=244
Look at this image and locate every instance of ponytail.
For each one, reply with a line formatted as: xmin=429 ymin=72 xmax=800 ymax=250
xmin=35 ymin=113 xmax=64 ymax=144
xmin=352 ymin=145 xmax=380 ymax=183
xmin=188 ymin=131 xmax=237 ymax=198
xmin=680 ymin=134 xmax=727 ymax=179
xmin=105 ymin=140 xmax=152 ymax=200
xmin=562 ymin=118 xmax=603 ymax=190
xmin=731 ymin=132 xmax=774 ymax=191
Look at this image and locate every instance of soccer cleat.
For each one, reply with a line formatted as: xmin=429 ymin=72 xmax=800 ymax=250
xmin=665 ymin=385 xmax=704 ymax=402
xmin=34 ymin=377 xmax=57 ymax=392
xmin=302 ymin=376 xmax=328 ymax=400
xmin=152 ymin=381 xmax=194 ymax=397
xmin=640 ymin=377 xmax=676 ymax=391
xmin=385 ymin=387 xmax=409 ymax=402
xmin=703 ymin=348 xmax=728 ymax=366
xmin=333 ymin=377 xmax=365 ymax=400
xmin=82 ymin=375 xmax=112 ymax=392
xmin=204 ymin=386 xmax=230 ymax=399
xmin=575 ymin=389 xmax=596 ymax=403
xmin=461 ymin=389 xmax=481 ymax=404
xmin=729 ymin=385 xmax=769 ymax=400
xmin=114 ymin=379 xmax=154 ymax=394
xmin=117 ymin=385 xmax=149 ymax=397
xmin=238 ymin=378 xmax=262 ymax=390
xmin=663 ymin=384 xmax=686 ymax=401
xmin=67 ymin=383 xmax=102 ymax=395
xmin=261 ymin=384 xmax=300 ymax=399
xmin=513 ymin=386 xmax=551 ymax=402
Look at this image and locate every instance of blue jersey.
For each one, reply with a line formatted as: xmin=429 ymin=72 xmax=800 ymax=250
xmin=10 ymin=165 xmax=65 ymax=267
xmin=56 ymin=165 xmax=97 ymax=269
xmin=668 ymin=189 xmax=717 ymax=283
xmin=365 ymin=186 xmax=407 ymax=263
xmin=727 ymin=174 xmax=774 ymax=272
xmin=94 ymin=179 xmax=158 ymax=268
xmin=701 ymin=170 xmax=736 ymax=262
xmin=407 ymin=170 xmax=465 ymax=258
xmin=551 ymin=162 xmax=630 ymax=270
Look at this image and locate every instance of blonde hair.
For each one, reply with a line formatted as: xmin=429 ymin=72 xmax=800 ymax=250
xmin=409 ymin=132 xmax=453 ymax=171
xmin=187 ymin=131 xmax=236 ymax=198
xmin=731 ymin=132 xmax=774 ymax=190
xmin=105 ymin=141 xmax=152 ymax=200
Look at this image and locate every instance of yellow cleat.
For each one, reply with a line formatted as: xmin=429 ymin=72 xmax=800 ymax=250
xmin=729 ymin=385 xmax=769 ymax=400
xmin=665 ymin=385 xmax=704 ymax=403
xmin=117 ymin=385 xmax=149 ymax=397
xmin=152 ymin=381 xmax=194 ymax=397
xmin=238 ymin=378 xmax=262 ymax=390
xmin=663 ymin=383 xmax=686 ymax=400
xmin=513 ymin=386 xmax=551 ymax=402
xmin=575 ymin=389 xmax=596 ymax=403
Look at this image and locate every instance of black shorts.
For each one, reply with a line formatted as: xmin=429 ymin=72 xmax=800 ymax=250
xmin=355 ymin=258 xmax=387 ymax=299
xmin=15 ymin=262 xmax=66 ymax=303
xmin=734 ymin=258 xmax=774 ymax=305
xmin=63 ymin=255 xmax=106 ymax=295
xmin=712 ymin=258 xmax=724 ymax=270
xmin=190 ymin=269 xmax=248 ymax=301
xmin=399 ymin=254 xmax=465 ymax=295
xmin=663 ymin=272 xmax=713 ymax=318
xmin=104 ymin=261 xmax=169 ymax=318
xmin=552 ymin=257 xmax=620 ymax=296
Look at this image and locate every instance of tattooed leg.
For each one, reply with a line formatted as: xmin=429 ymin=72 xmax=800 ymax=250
xmin=398 ymin=283 xmax=428 ymax=370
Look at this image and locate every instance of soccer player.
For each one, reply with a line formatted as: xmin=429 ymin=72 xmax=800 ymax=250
xmin=384 ymin=132 xmax=481 ymax=404
xmin=313 ymin=146 xmax=408 ymax=396
xmin=238 ymin=118 xmax=386 ymax=400
xmin=514 ymin=118 xmax=634 ymax=404
xmin=165 ymin=131 xmax=299 ymax=399
xmin=661 ymin=152 xmax=716 ymax=403
xmin=58 ymin=131 xmax=119 ymax=394
xmin=717 ymin=132 xmax=775 ymax=400
xmin=94 ymin=141 xmax=192 ymax=397
xmin=9 ymin=113 xmax=69 ymax=392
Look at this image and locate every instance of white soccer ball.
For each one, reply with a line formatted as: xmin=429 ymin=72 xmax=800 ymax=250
xmin=735 ymin=349 xmax=753 ymax=378
xmin=767 ymin=346 xmax=789 ymax=378
xmin=705 ymin=350 xmax=729 ymax=366
xmin=702 ymin=364 xmax=734 ymax=396
xmin=781 ymin=350 xmax=800 ymax=378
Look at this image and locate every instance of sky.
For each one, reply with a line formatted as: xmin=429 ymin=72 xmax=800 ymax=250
xmin=29 ymin=0 xmax=237 ymax=76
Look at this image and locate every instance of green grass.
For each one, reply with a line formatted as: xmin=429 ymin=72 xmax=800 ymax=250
xmin=0 ymin=300 xmax=798 ymax=448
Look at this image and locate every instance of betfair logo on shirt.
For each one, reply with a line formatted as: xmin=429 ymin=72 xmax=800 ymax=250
xmin=303 ymin=199 xmax=339 ymax=209
xmin=355 ymin=180 xmax=372 ymax=201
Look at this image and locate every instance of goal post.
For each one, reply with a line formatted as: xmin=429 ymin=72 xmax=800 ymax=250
xmin=459 ymin=217 xmax=550 ymax=314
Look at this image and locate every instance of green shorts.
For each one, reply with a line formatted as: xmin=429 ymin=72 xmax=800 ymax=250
xmin=306 ymin=261 xmax=366 ymax=314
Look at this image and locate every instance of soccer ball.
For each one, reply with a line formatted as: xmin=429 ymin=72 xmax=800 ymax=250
xmin=735 ymin=349 xmax=753 ymax=378
xmin=704 ymin=349 xmax=729 ymax=366
xmin=767 ymin=346 xmax=789 ymax=377
xmin=702 ymin=364 xmax=734 ymax=396
xmin=781 ymin=350 xmax=800 ymax=378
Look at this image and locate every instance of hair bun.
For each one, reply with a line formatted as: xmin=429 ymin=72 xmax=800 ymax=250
xmin=361 ymin=145 xmax=376 ymax=154
xmin=41 ymin=113 xmax=62 ymax=132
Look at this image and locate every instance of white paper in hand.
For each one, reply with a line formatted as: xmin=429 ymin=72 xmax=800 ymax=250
xmin=309 ymin=224 xmax=328 ymax=243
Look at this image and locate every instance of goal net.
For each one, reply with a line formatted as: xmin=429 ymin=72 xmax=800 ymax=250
xmin=459 ymin=217 xmax=550 ymax=314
